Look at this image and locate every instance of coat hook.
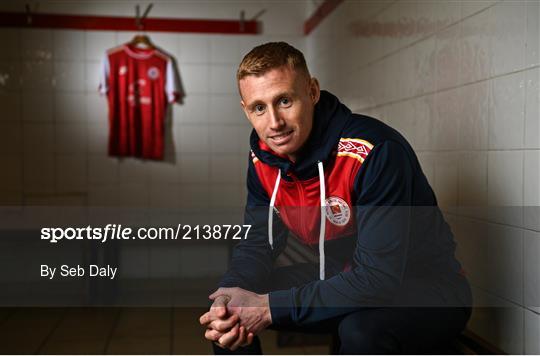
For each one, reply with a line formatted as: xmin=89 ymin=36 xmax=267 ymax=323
xmin=25 ymin=3 xmax=32 ymax=25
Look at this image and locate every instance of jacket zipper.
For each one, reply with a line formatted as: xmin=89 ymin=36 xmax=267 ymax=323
xmin=287 ymin=172 xmax=309 ymax=241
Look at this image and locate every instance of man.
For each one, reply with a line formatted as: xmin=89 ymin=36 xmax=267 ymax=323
xmin=199 ymin=42 xmax=472 ymax=354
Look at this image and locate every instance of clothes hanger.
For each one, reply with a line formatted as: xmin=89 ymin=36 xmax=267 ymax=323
xmin=131 ymin=4 xmax=154 ymax=49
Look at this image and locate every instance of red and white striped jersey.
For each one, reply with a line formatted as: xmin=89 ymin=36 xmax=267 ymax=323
xmin=99 ymin=43 xmax=183 ymax=160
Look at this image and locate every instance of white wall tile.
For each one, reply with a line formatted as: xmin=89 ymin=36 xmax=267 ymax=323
xmin=174 ymin=94 xmax=208 ymax=124
xmin=118 ymin=159 xmax=149 ymax=185
xmin=525 ymin=68 xmax=539 ymax=149
xmin=461 ymin=1 xmax=496 ymax=19
xmin=434 ymin=152 xmax=459 ymax=213
xmin=0 ymin=154 xmax=22 ymax=190
xmin=85 ymin=31 xmax=116 ymax=61
xmin=459 ymin=81 xmax=489 ymax=150
xmin=178 ymin=35 xmax=210 ymax=64
xmin=54 ymin=61 xmax=85 ymax=91
xmin=87 ymin=121 xmax=108 ymax=154
xmin=210 ymin=64 xmax=237 ymax=94
xmin=210 ymin=36 xmax=241 ymax=64
xmin=55 ymin=123 xmax=87 ymax=154
xmin=524 ymin=230 xmax=540 ymax=313
xmin=468 ymin=287 xmax=524 ymax=354
xmin=490 ymin=73 xmax=525 ymax=150
xmin=20 ymin=61 xmax=53 ymax=90
xmin=55 ymin=92 xmax=87 ymax=122
xmin=491 ymin=2 xmax=526 ymax=76
xmin=24 ymin=123 xmax=54 ymax=154
xmin=149 ymin=161 xmax=181 ymax=183
xmin=453 ymin=218 xmax=488 ymax=287
xmin=86 ymin=93 xmax=108 ymax=122
xmin=55 ymin=154 xmax=87 ymax=193
xmin=180 ymin=64 xmax=209 ymax=94
xmin=525 ymin=309 xmax=540 ymax=354
xmin=23 ymin=153 xmax=54 ymax=193
xmin=458 ymin=151 xmax=488 ymax=219
xmin=87 ymin=185 xmax=119 ymax=207
xmin=0 ymin=91 xmax=21 ymax=122
xmin=0 ymin=61 xmax=21 ymax=90
xmin=210 ymin=154 xmax=242 ymax=184
xmin=459 ymin=8 xmax=492 ymax=84
xmin=53 ymin=30 xmax=85 ymax=60
xmin=178 ymin=245 xmax=228 ymax=278
xmin=120 ymin=246 xmax=149 ymax=278
xmin=412 ymin=95 xmax=435 ymax=151
xmin=149 ymin=184 xmax=181 ymax=209
xmin=433 ymin=88 xmax=460 ymax=150
xmin=149 ymin=246 xmax=180 ymax=278
xmin=210 ymin=183 xmax=243 ymax=208
xmin=88 ymin=155 xmax=118 ymax=184
xmin=486 ymin=224 xmax=523 ymax=304
xmin=435 ymin=24 xmax=461 ymax=90
xmin=209 ymin=125 xmax=243 ymax=154
xmin=177 ymin=124 xmax=209 ymax=154
xmin=21 ymin=91 xmax=53 ymax=122
xmin=21 ymin=29 xmax=53 ymax=61
xmin=487 ymin=150 xmax=523 ymax=226
xmin=0 ymin=29 xmax=20 ymax=60
xmin=85 ymin=60 xmax=101 ymax=93
xmin=179 ymin=154 xmax=209 ymax=183
xmin=524 ymin=150 xmax=540 ymax=231
xmin=525 ymin=0 xmax=540 ymax=68
xmin=116 ymin=183 xmax=149 ymax=208
xmin=413 ymin=36 xmax=436 ymax=94
xmin=208 ymin=95 xmax=244 ymax=124
xmin=0 ymin=123 xmax=21 ymax=154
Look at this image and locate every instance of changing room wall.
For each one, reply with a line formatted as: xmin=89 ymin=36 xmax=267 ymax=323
xmin=306 ymin=0 xmax=539 ymax=353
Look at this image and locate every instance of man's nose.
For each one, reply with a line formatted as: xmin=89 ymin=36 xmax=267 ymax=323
xmin=268 ymin=108 xmax=285 ymax=130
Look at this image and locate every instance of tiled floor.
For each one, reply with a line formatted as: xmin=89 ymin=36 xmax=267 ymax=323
xmin=0 ymin=308 xmax=330 ymax=354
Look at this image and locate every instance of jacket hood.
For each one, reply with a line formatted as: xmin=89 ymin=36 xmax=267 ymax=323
xmin=249 ymin=90 xmax=351 ymax=179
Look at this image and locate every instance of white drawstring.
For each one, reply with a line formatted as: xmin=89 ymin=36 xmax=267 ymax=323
xmin=267 ymin=163 xmax=326 ymax=280
xmin=268 ymin=169 xmax=281 ymax=249
xmin=317 ymin=161 xmax=326 ymax=280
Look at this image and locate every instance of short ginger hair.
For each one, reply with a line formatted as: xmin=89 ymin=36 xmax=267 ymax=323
xmin=236 ymin=42 xmax=310 ymax=81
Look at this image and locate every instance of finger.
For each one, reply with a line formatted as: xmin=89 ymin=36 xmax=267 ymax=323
xmin=241 ymin=332 xmax=255 ymax=347
xmin=209 ymin=288 xmax=231 ymax=299
xmin=205 ymin=328 xmax=224 ymax=342
xmin=230 ymin=326 xmax=247 ymax=351
xmin=208 ymin=314 xmax=238 ymax=332
xmin=217 ymin=324 xmax=239 ymax=348
xmin=210 ymin=296 xmax=229 ymax=318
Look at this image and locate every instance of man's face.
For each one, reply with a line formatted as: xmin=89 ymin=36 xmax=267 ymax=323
xmin=239 ymin=65 xmax=320 ymax=162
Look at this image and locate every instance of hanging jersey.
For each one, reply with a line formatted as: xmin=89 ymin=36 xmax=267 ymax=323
xmin=99 ymin=43 xmax=183 ymax=160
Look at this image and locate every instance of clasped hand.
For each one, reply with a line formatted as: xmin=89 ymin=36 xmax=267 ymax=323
xmin=199 ymin=287 xmax=272 ymax=351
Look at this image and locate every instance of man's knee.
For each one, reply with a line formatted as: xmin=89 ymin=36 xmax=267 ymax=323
xmin=337 ymin=311 xmax=399 ymax=354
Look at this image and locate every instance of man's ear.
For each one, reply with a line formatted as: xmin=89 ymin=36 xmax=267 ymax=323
xmin=309 ymin=77 xmax=320 ymax=105
xmin=240 ymin=100 xmax=250 ymax=120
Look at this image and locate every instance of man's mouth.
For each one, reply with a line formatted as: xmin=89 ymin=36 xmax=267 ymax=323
xmin=269 ymin=130 xmax=293 ymax=145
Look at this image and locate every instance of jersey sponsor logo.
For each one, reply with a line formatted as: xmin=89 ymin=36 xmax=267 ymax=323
xmin=148 ymin=67 xmax=160 ymax=80
xmin=324 ymin=196 xmax=350 ymax=226
xmin=337 ymin=138 xmax=373 ymax=162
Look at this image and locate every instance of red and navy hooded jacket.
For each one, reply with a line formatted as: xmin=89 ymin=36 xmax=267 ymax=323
xmin=219 ymin=90 xmax=470 ymax=327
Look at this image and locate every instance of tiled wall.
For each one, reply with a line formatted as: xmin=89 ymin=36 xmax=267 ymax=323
xmin=0 ymin=1 xmax=305 ymax=279
xmin=307 ymin=0 xmax=539 ymax=353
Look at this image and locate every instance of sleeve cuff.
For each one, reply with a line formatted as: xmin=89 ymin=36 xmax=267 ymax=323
xmin=269 ymin=289 xmax=293 ymax=326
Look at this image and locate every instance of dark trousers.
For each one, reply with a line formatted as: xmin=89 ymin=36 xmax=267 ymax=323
xmin=213 ymin=264 xmax=472 ymax=354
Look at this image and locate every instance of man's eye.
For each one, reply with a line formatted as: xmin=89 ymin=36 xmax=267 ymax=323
xmin=279 ymin=97 xmax=291 ymax=106
xmin=254 ymin=104 xmax=265 ymax=113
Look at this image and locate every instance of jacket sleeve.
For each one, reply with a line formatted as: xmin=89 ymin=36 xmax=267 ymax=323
xmin=268 ymin=140 xmax=413 ymax=326
xmin=217 ymin=157 xmax=288 ymax=293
